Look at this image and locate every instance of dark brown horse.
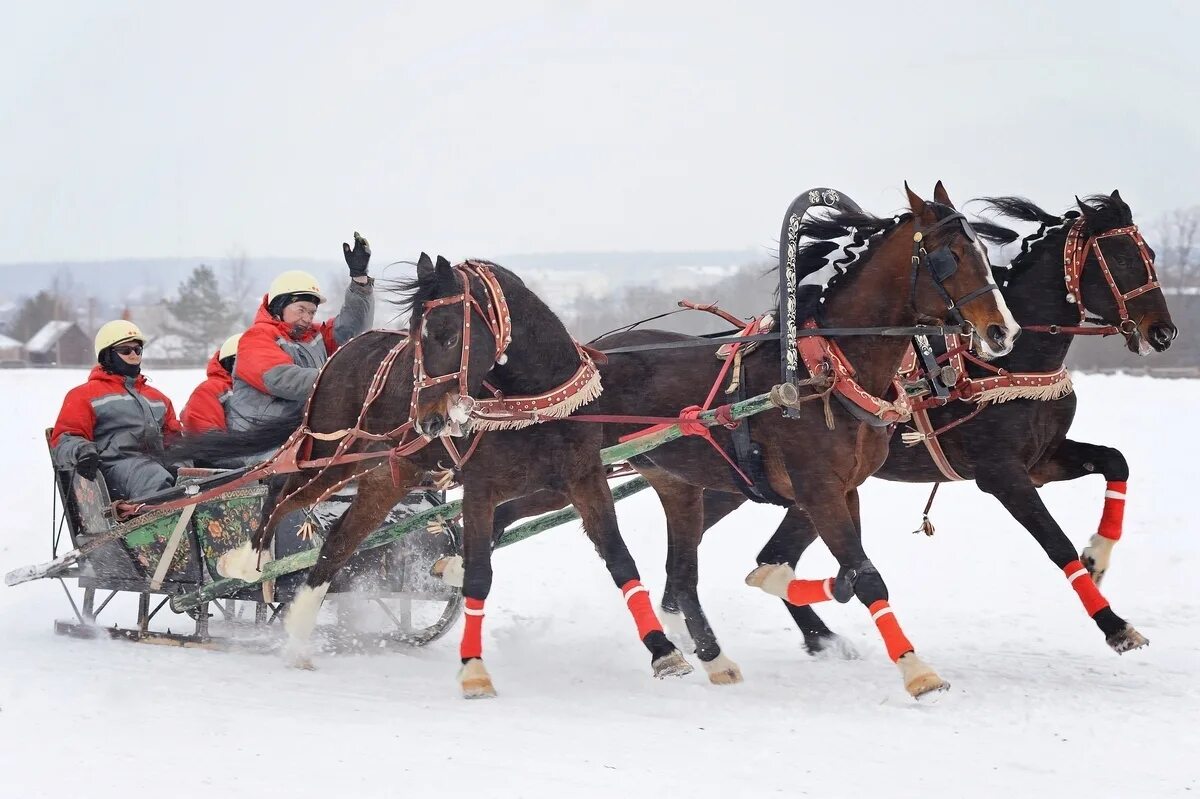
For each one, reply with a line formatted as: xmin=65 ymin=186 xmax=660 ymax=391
xmin=761 ymin=191 xmax=1176 ymax=658
xmin=180 ymin=254 xmax=692 ymax=696
xmin=493 ymin=182 xmax=1019 ymax=697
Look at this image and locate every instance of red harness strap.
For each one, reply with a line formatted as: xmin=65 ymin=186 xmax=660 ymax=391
xmin=796 ymin=320 xmax=911 ymax=425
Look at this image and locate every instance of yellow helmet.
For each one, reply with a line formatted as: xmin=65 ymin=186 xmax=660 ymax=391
xmin=219 ymin=333 xmax=242 ymax=361
xmin=267 ymin=270 xmax=327 ymax=305
xmin=94 ymin=320 xmax=146 ymax=358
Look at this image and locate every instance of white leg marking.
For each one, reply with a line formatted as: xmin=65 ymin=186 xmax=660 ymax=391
xmin=744 ymin=563 xmax=796 ymax=599
xmin=282 ymin=581 xmax=330 ymax=666
xmin=216 ymin=540 xmax=268 ymax=581
xmin=660 ymin=606 xmax=693 ymax=651
xmin=701 ymin=652 xmax=743 ymax=685
xmin=1081 ymin=534 xmax=1116 ymax=585
xmin=432 ymin=555 xmax=464 ymax=588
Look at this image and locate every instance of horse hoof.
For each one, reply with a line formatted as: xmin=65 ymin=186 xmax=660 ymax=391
xmin=701 ymin=653 xmax=743 ymax=685
xmin=652 ymin=649 xmax=694 ymax=679
xmin=805 ymin=633 xmax=860 ymax=660
xmin=430 ymin=555 xmax=464 ymax=588
xmin=744 ymin=563 xmax=795 ymax=599
xmin=897 ymin=652 xmax=949 ymax=699
xmin=459 ymin=658 xmax=496 ymax=699
xmin=1107 ymin=625 xmax=1149 ymax=654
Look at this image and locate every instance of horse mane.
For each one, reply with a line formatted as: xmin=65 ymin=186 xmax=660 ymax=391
xmin=781 ymin=202 xmax=961 ymax=318
xmin=384 ymin=259 xmax=526 ymax=327
xmin=976 ymin=194 xmax=1134 ymax=287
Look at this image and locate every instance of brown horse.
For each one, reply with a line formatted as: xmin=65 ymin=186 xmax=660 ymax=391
xmin=492 ymin=182 xmax=1019 ymax=697
xmin=188 ymin=254 xmax=692 ymax=697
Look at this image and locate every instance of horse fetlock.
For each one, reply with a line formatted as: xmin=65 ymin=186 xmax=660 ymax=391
xmin=805 ymin=632 xmax=861 ymax=661
xmin=660 ymin=606 xmax=694 ymax=652
xmin=1081 ymin=535 xmax=1115 ymax=586
xmin=744 ymin=563 xmax=795 ymax=598
xmin=459 ymin=658 xmax=497 ymax=699
xmin=700 ymin=652 xmax=743 ymax=685
xmin=216 ymin=540 xmax=268 ymax=581
xmin=838 ymin=559 xmax=879 ymax=604
xmin=897 ymin=652 xmax=950 ymax=698
xmin=430 ymin=554 xmax=464 ymax=588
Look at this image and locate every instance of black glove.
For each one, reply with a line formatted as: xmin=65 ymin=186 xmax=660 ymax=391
xmin=343 ymin=231 xmax=371 ymax=278
xmin=75 ymin=442 xmax=100 ymax=481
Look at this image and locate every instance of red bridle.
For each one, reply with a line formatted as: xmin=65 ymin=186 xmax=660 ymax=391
xmin=409 ymin=261 xmax=512 ymax=427
xmin=1058 ymin=218 xmax=1161 ymax=334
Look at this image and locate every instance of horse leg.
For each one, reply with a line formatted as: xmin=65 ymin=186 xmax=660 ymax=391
xmin=660 ymin=489 xmax=742 ymax=651
xmin=646 ymin=475 xmax=739 ymax=685
xmin=1028 ymin=439 xmax=1130 ymax=586
xmin=747 ymin=507 xmax=857 ymax=659
xmin=218 ymin=467 xmax=359 ymax=581
xmin=281 ymin=464 xmax=419 ymax=668
xmin=454 ymin=481 xmax=504 ymax=698
xmin=797 ymin=484 xmax=947 ymax=698
xmin=975 ymin=460 xmax=1147 ymax=653
xmin=566 ymin=463 xmax=692 ymax=679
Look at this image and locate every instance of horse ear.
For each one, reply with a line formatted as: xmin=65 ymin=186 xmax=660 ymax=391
xmin=435 ymin=255 xmax=452 ymax=273
xmin=417 ymin=252 xmax=434 ymax=280
xmin=904 ymin=181 xmax=928 ymax=218
xmin=932 ymin=180 xmax=954 ymax=208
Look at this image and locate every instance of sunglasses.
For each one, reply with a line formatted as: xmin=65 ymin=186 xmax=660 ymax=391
xmin=114 ymin=344 xmax=144 ymax=356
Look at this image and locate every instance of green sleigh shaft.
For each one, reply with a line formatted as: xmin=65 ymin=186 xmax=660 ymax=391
xmin=167 ymin=390 xmax=783 ymax=613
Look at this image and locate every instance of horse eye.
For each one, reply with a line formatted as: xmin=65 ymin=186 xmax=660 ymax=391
xmin=445 ymin=333 xmax=460 ymax=348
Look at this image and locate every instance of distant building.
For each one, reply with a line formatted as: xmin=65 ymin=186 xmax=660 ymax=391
xmin=25 ymin=320 xmax=91 ymax=366
xmin=0 ymin=332 xmax=22 ymax=362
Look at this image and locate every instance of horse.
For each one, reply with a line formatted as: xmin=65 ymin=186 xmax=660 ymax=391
xmin=171 ymin=254 xmax=693 ymax=697
xmin=763 ymin=191 xmax=1177 ymax=658
xmin=490 ymin=182 xmax=1020 ymax=697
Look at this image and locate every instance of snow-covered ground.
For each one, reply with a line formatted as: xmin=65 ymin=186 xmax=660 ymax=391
xmin=1 ymin=369 xmax=1197 ymax=798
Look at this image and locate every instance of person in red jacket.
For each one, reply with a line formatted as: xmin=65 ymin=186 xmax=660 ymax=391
xmin=226 ymin=232 xmax=373 ymax=432
xmin=181 ymin=333 xmax=241 ymax=435
xmin=50 ymin=320 xmax=182 ymax=500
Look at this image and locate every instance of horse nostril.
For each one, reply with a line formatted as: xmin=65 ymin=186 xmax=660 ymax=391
xmin=986 ymin=324 xmax=1007 ymax=347
xmin=1150 ymin=324 xmax=1176 ymax=349
xmin=425 ymin=413 xmax=446 ymax=435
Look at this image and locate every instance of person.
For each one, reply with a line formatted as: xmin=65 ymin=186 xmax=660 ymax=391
xmin=226 ymin=232 xmax=373 ymax=432
xmin=50 ymin=320 xmax=181 ymax=500
xmin=181 ymin=333 xmax=241 ymax=435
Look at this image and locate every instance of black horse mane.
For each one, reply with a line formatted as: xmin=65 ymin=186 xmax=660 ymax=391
xmin=385 ymin=259 xmax=525 ymax=326
xmin=783 ymin=202 xmax=960 ymax=317
xmin=975 ymin=194 xmax=1134 ymax=287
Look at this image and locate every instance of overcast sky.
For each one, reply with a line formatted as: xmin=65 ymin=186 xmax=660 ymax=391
xmin=1 ymin=1 xmax=1197 ymax=264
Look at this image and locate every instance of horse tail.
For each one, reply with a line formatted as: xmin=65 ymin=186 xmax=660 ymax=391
xmin=164 ymin=411 xmax=304 ymax=465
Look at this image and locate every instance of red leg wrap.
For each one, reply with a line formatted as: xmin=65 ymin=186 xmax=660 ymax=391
xmin=868 ymin=600 xmax=915 ymax=662
xmin=460 ymin=597 xmax=485 ymax=660
xmin=1097 ymin=480 xmax=1126 ymax=541
xmin=621 ymin=580 xmax=663 ymax=639
xmin=786 ymin=577 xmax=835 ymax=607
xmin=1064 ymin=560 xmax=1110 ymax=616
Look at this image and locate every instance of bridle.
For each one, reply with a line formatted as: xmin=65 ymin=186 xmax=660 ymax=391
xmin=910 ymin=209 xmax=999 ymax=329
xmin=409 ymin=261 xmax=512 ymax=428
xmin=1058 ymin=218 xmax=1161 ymax=336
